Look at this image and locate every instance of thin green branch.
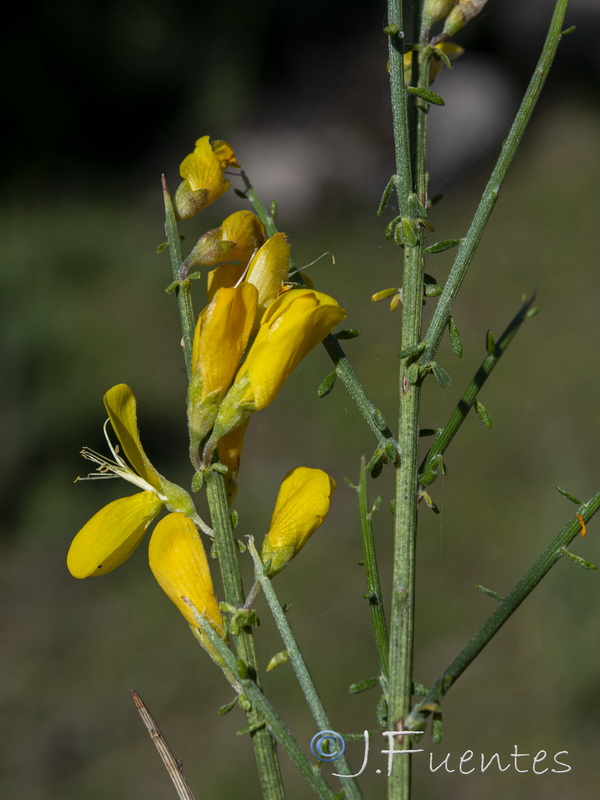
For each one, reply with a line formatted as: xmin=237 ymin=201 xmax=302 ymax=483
xmin=247 ymin=539 xmax=363 ymax=800
xmin=162 ymin=175 xmax=195 ymax=379
xmin=407 ymin=490 xmax=600 ymax=730
xmin=387 ymin=2 xmax=425 ymax=798
xmin=420 ymin=0 xmax=569 ymax=366
xmin=419 ymin=296 xmax=535 ymax=485
xmin=204 ymin=472 xmax=285 ymax=800
xmin=191 ymin=609 xmax=339 ymax=800
xmin=356 ymin=457 xmax=389 ymax=679
xmin=239 ymin=170 xmax=399 ymax=460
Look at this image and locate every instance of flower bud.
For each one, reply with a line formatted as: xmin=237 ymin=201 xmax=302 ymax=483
xmin=260 ymin=467 xmax=336 ymax=576
xmin=245 ymin=232 xmax=291 ymax=320
xmin=175 ymin=136 xmax=236 ymax=220
xmin=442 ymin=0 xmax=489 ymax=39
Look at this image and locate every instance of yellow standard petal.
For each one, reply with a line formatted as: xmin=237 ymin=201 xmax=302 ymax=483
xmin=67 ymin=492 xmax=164 ymax=578
xmin=246 ymin=232 xmax=291 ymax=319
xmin=261 ymin=467 xmax=336 ymax=576
xmin=103 ymin=384 xmax=163 ymax=491
xmin=175 ymin=136 xmax=234 ymax=219
xmin=149 ymin=512 xmax=224 ymax=636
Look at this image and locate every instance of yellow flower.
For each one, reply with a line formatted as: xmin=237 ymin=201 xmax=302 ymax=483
xmin=208 ymin=289 xmax=346 ymax=445
xmin=245 ymin=232 xmax=290 ymax=321
xmin=175 ymin=136 xmax=237 ymax=220
xmin=148 ymin=512 xmax=225 ymax=637
xmin=188 ymin=284 xmax=258 ymax=460
xmin=260 ymin=467 xmax=336 ymax=576
xmin=184 ymin=210 xmax=266 ymax=276
xmin=67 ymin=384 xmax=198 ymax=578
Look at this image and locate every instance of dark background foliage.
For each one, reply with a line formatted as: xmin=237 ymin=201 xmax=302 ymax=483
xmin=2 ymin=1 xmax=600 ymax=798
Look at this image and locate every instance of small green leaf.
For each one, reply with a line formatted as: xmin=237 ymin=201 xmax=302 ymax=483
xmin=429 ymin=194 xmax=444 ymax=208
xmin=370 ymin=495 xmax=383 ymax=516
xmin=165 ymin=279 xmax=180 ymax=295
xmin=191 ymin=471 xmax=204 ymax=492
xmin=526 ymin=306 xmax=540 ymax=318
xmin=237 ymin=720 xmax=266 ymax=736
xmin=556 ymin=486 xmax=583 ymax=505
xmin=433 ymin=45 xmax=453 ymax=69
xmin=218 ymin=698 xmax=238 ymax=716
xmin=370 ymin=460 xmax=384 ymax=479
xmin=335 ymin=328 xmax=362 ymax=340
xmin=561 ymin=25 xmax=576 ymax=35
xmin=385 ymin=215 xmax=401 ymax=239
xmin=372 ymin=409 xmax=388 ymax=431
xmin=234 ymin=188 xmax=247 ymax=199
xmin=378 ymin=176 xmax=396 ymax=216
xmin=270 ymin=199 xmax=278 ymax=219
xmin=401 ymin=217 xmax=418 ymax=247
xmin=431 ymin=362 xmax=452 ymax=388
xmin=349 ymin=677 xmax=379 ymax=694
xmin=398 ymin=341 xmax=426 ymax=360
xmin=266 ymin=651 xmax=289 ymax=671
xmin=237 ymin=694 xmax=252 ymax=712
xmin=419 ymin=428 xmax=437 ymax=437
xmin=156 ymin=241 xmax=169 ymax=253
xmin=448 ymin=316 xmax=463 ymax=358
xmin=384 ymin=440 xmax=399 ymax=461
xmin=486 ymin=330 xmax=496 ymax=355
xmin=475 ymin=584 xmax=505 ymax=602
xmin=282 ymin=602 xmax=292 ymax=613
xmin=563 ymin=548 xmax=598 ymax=570
xmin=407 ymin=363 xmax=421 ymax=384
xmin=424 ymin=238 xmax=462 ymax=254
xmin=318 ymin=370 xmax=337 ymax=398
xmin=424 ymin=283 xmax=443 ymax=297
xmin=475 ymin=399 xmax=494 ymax=429
xmin=230 ymin=509 xmax=239 ymax=528
xmin=406 ymin=85 xmax=445 ymax=106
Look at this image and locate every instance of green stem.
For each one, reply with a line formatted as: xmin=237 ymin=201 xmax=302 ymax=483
xmin=192 ymin=609 xmax=339 ymax=800
xmin=406 ymin=491 xmax=600 ymax=730
xmin=419 ymin=296 xmax=535 ymax=485
xmin=387 ymin=1 xmax=425 ymax=798
xmin=204 ymin=472 xmax=285 ymax=800
xmin=357 ymin=457 xmax=389 ymax=680
xmin=162 ymin=175 xmax=195 ymax=379
xmin=239 ymin=170 xmax=399 ymax=461
xmin=247 ymin=539 xmax=363 ymax=800
xmin=420 ymin=0 xmax=569 ymax=366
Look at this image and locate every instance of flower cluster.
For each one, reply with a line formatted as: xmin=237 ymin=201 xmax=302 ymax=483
xmin=67 ymin=137 xmax=343 ymax=640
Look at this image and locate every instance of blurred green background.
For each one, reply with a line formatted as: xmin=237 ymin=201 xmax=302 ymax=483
xmin=2 ymin=0 xmax=600 ymax=798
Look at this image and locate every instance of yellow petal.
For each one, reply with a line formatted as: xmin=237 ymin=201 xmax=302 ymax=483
xmin=246 ymin=232 xmax=290 ymax=318
xmin=192 ymin=284 xmax=258 ymax=400
xmin=220 ymin=210 xmax=266 ymax=266
xmin=261 ymin=467 xmax=336 ymax=576
xmin=149 ymin=512 xmax=224 ymax=635
xmin=176 ymin=136 xmax=231 ymax=216
xmin=103 ymin=384 xmax=163 ymax=491
xmin=239 ymin=289 xmax=347 ymax=410
xmin=207 ymin=263 xmax=247 ymax=302
xmin=67 ymin=492 xmax=164 ymax=578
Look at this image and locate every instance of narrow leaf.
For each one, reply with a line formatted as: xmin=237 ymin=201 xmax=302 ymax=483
xmin=156 ymin=241 xmax=169 ymax=253
xmin=475 ymin=584 xmax=505 ymax=602
xmin=486 ymin=330 xmax=496 ymax=355
xmin=317 ymin=370 xmax=337 ymax=398
xmin=398 ymin=341 xmax=426 ymax=360
xmin=475 ymin=399 xmax=494 ymax=429
xmin=424 ymin=238 xmax=462 ymax=254
xmin=432 ymin=362 xmax=452 ymax=388
xmin=378 ymin=176 xmax=395 ymax=216
xmin=562 ymin=548 xmax=598 ymax=570
xmin=556 ymin=486 xmax=583 ymax=505
xmin=406 ymin=85 xmax=445 ymax=105
xmin=448 ymin=316 xmax=463 ymax=358
xmin=349 ymin=677 xmax=379 ymax=694
xmin=335 ymin=328 xmax=362 ymax=340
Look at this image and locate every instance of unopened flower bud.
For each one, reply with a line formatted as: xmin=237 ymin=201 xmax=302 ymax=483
xmin=442 ymin=0 xmax=489 ymax=39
